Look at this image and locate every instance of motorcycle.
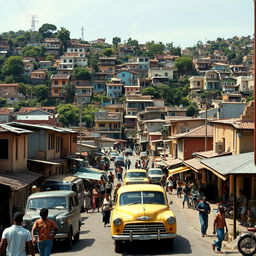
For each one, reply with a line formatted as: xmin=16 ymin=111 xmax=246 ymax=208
xmin=189 ymin=191 xmax=202 ymax=210
xmin=238 ymin=227 xmax=256 ymax=256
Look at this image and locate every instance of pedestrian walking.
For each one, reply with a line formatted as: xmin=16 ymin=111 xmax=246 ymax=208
xmin=212 ymin=206 xmax=228 ymax=253
xmin=31 ymin=208 xmax=58 ymax=256
xmin=92 ymin=187 xmax=100 ymax=212
xmin=113 ymin=183 xmax=121 ymax=202
xmin=124 ymin=159 xmax=128 ymax=170
xmin=167 ymin=176 xmax=174 ymax=194
xmin=84 ymin=188 xmax=92 ymax=213
xmin=151 ymin=160 xmax=155 ymax=168
xmin=135 ymin=160 xmax=139 ymax=169
xmin=196 ymin=197 xmax=211 ymax=237
xmin=182 ymin=183 xmax=191 ymax=208
xmin=127 ymin=158 xmax=131 ymax=169
xmin=0 ymin=212 xmax=35 ymax=256
xmin=176 ymin=180 xmax=182 ymax=198
xmin=108 ymin=171 xmax=114 ymax=183
xmin=102 ymin=194 xmax=113 ymax=227
xmin=105 ymin=180 xmax=113 ymax=196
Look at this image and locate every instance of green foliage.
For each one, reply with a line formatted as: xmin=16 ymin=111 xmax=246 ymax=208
xmin=165 ymin=42 xmax=181 ymax=56
xmin=145 ymin=41 xmax=165 ymax=58
xmin=45 ymin=54 xmax=54 ymax=61
xmin=141 ymin=86 xmax=161 ymax=98
xmin=82 ymin=105 xmax=100 ymax=127
xmin=186 ymin=101 xmax=199 ymax=117
xmin=112 ymin=37 xmax=121 ymax=47
xmin=57 ymin=27 xmax=70 ymax=50
xmin=0 ymin=97 xmax=7 ymax=107
xmin=102 ymin=48 xmax=114 ymax=57
xmin=33 ymin=84 xmax=49 ymax=102
xmin=39 ymin=23 xmax=57 ymax=38
xmin=73 ymin=67 xmax=91 ymax=80
xmin=2 ymin=56 xmax=24 ymax=82
xmin=92 ymin=93 xmax=110 ymax=104
xmin=175 ymin=56 xmax=194 ymax=75
xmin=21 ymin=46 xmax=45 ymax=57
xmin=57 ymin=104 xmax=79 ymax=127
xmin=62 ymin=82 xmax=76 ymax=104
xmin=12 ymin=99 xmax=38 ymax=111
xmin=88 ymin=53 xmax=99 ymax=71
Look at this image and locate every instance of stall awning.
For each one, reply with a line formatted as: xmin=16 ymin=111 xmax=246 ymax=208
xmin=74 ymin=172 xmax=102 ymax=181
xmin=168 ymin=166 xmax=195 ymax=176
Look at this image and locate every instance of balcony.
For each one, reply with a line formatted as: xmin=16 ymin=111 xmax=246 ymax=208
xmin=95 ymin=128 xmax=121 ymax=133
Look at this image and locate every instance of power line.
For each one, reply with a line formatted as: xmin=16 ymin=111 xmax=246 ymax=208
xmin=15 ymin=0 xmax=31 ymax=21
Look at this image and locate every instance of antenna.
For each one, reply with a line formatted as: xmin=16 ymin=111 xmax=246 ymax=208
xmin=31 ymin=15 xmax=38 ymax=31
xmin=81 ymin=26 xmax=85 ymax=40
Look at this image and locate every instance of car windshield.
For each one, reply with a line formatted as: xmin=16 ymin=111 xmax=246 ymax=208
xmin=110 ymin=152 xmax=119 ymax=156
xmin=28 ymin=197 xmax=67 ymax=210
xmin=42 ymin=184 xmax=71 ymax=191
xmin=127 ymin=172 xmax=146 ymax=178
xmin=119 ymin=191 xmax=165 ymax=205
xmin=149 ymin=170 xmax=163 ymax=175
xmin=115 ymin=157 xmax=124 ymax=161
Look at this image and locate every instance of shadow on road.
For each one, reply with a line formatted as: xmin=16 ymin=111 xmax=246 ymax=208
xmin=53 ymin=238 xmax=95 ymax=253
xmin=120 ymin=236 xmax=192 ymax=255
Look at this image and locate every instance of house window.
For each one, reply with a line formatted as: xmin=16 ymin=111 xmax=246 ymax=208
xmin=62 ymin=81 xmax=66 ymax=85
xmin=99 ymin=124 xmax=105 ymax=127
xmin=54 ymin=81 xmax=58 ymax=85
xmin=54 ymin=89 xmax=58 ymax=94
xmin=48 ymin=134 xmax=54 ymax=150
xmin=0 ymin=139 xmax=8 ymax=159
xmin=56 ymin=136 xmax=60 ymax=153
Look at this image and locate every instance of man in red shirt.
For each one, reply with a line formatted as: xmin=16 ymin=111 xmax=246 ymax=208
xmin=32 ymin=208 xmax=58 ymax=256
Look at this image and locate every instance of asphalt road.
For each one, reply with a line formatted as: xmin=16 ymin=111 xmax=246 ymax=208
xmin=49 ymin=154 xmax=234 ymax=256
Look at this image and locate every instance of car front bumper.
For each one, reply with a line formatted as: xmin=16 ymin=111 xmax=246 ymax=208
xmin=112 ymin=233 xmax=177 ymax=241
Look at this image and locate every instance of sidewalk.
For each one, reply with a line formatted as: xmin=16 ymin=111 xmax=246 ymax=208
xmin=168 ymin=191 xmax=244 ymax=254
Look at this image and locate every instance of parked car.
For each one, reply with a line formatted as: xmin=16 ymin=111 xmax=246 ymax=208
xmin=147 ymin=168 xmax=164 ymax=184
xmin=41 ymin=175 xmax=85 ymax=212
xmin=111 ymin=184 xmax=177 ymax=253
xmin=123 ymin=169 xmax=149 ymax=185
xmin=109 ymin=151 xmax=119 ymax=161
xmin=23 ymin=191 xmax=81 ymax=249
xmin=140 ymin=151 xmax=148 ymax=158
xmin=114 ymin=156 xmax=125 ymax=167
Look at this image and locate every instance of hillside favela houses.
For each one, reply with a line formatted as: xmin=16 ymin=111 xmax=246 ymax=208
xmin=0 ymin=23 xmax=256 ymax=251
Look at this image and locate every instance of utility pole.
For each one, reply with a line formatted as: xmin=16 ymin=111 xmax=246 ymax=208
xmin=81 ymin=27 xmax=85 ymax=41
xmin=254 ymin=0 xmax=256 ymax=165
xmin=205 ymin=99 xmax=208 ymax=151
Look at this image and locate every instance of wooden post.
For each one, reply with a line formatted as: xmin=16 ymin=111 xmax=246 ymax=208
xmin=254 ymin=0 xmax=256 ymax=165
xmin=233 ymin=175 xmax=237 ymax=239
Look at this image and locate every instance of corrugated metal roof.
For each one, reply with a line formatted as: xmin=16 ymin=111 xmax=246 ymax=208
xmin=0 ymin=171 xmax=41 ymax=191
xmin=184 ymin=158 xmax=205 ymax=170
xmin=7 ymin=122 xmax=77 ymax=133
xmin=201 ymin=152 xmax=256 ymax=175
xmin=170 ymin=125 xmax=213 ymax=139
xmin=0 ymin=124 xmax=33 ymax=134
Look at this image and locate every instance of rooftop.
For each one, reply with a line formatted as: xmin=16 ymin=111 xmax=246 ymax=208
xmin=50 ymin=74 xmax=70 ymax=80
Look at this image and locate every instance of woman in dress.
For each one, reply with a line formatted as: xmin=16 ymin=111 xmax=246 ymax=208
xmin=92 ymin=187 xmax=100 ymax=212
xmin=84 ymin=188 xmax=92 ymax=213
xmin=102 ymin=193 xmax=113 ymax=227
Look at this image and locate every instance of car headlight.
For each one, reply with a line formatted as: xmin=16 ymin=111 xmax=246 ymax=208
xmin=57 ymin=217 xmax=66 ymax=225
xmin=167 ymin=217 xmax=176 ymax=225
xmin=113 ymin=218 xmax=122 ymax=226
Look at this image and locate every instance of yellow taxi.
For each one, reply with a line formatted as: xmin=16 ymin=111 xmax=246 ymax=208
xmin=111 ymin=184 xmax=177 ymax=253
xmin=123 ymin=169 xmax=149 ymax=185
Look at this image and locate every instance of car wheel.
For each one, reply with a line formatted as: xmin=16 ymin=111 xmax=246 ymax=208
xmin=114 ymin=240 xmax=123 ymax=253
xmin=66 ymin=228 xmax=73 ymax=250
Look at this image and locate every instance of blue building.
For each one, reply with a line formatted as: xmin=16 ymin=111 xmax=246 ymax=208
xmin=116 ymin=70 xmax=134 ymax=86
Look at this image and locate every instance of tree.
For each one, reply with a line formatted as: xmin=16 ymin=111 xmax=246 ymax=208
xmin=39 ymin=23 xmax=57 ymax=38
xmin=0 ymin=97 xmax=7 ymax=107
xmin=112 ymin=37 xmax=121 ymax=47
xmin=146 ymin=41 xmax=165 ymax=58
xmin=62 ymin=82 xmax=76 ymax=104
xmin=21 ymin=46 xmax=45 ymax=57
xmin=2 ymin=56 xmax=24 ymax=82
xmin=57 ymin=104 xmax=79 ymax=127
xmin=141 ymin=86 xmax=160 ymax=98
xmin=12 ymin=99 xmax=38 ymax=111
xmin=82 ymin=105 xmax=100 ymax=127
xmin=33 ymin=84 xmax=49 ymax=102
xmin=73 ymin=67 xmax=91 ymax=80
xmin=92 ymin=93 xmax=110 ymax=104
xmin=102 ymin=48 xmax=114 ymax=57
xmin=186 ymin=102 xmax=199 ymax=117
xmin=165 ymin=42 xmax=181 ymax=56
xmin=175 ymin=56 xmax=194 ymax=75
xmin=57 ymin=27 xmax=70 ymax=51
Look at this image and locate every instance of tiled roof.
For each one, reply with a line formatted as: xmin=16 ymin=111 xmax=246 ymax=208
xmin=50 ymin=74 xmax=70 ymax=80
xmin=0 ymin=170 xmax=41 ymax=190
xmin=18 ymin=107 xmax=56 ymax=114
xmin=211 ymin=119 xmax=254 ymax=130
xmin=0 ymin=107 xmax=13 ymax=114
xmin=184 ymin=158 xmax=205 ymax=171
xmin=170 ymin=125 xmax=213 ymax=139
xmin=0 ymin=83 xmax=19 ymax=87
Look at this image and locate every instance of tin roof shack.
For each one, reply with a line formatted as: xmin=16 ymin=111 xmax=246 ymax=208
xmin=0 ymin=124 xmax=41 ymax=230
xmin=7 ymin=123 xmax=77 ymax=177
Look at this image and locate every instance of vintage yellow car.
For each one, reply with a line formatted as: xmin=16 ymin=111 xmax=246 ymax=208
xmin=123 ymin=169 xmax=149 ymax=185
xmin=111 ymin=184 xmax=177 ymax=253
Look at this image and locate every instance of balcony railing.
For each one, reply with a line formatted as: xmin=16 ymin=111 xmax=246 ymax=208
xmin=95 ymin=128 xmax=121 ymax=132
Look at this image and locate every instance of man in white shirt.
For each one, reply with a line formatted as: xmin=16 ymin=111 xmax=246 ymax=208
xmin=0 ymin=211 xmax=35 ymax=256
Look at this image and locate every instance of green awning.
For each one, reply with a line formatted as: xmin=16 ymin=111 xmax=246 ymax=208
xmin=74 ymin=171 xmax=102 ymax=181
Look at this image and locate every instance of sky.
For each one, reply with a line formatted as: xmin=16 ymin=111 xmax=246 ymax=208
xmin=0 ymin=0 xmax=253 ymax=48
